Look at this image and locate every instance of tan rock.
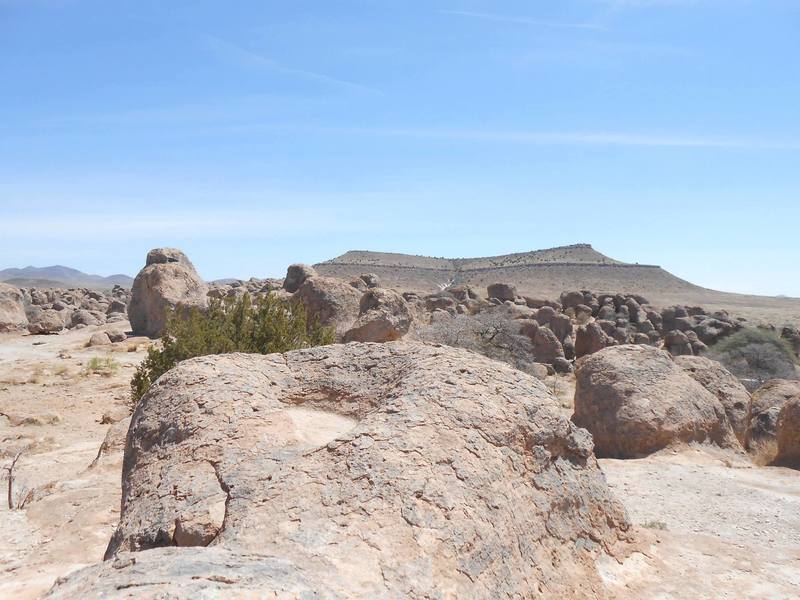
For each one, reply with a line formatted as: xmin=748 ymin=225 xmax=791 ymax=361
xmin=128 ymin=248 xmax=208 ymax=338
xmin=0 ymin=282 xmax=28 ymax=332
xmin=50 ymin=342 xmax=632 ymax=598
xmin=674 ymin=355 xmax=752 ymax=445
xmin=88 ymin=331 xmax=111 ymax=347
xmin=343 ymin=288 xmax=413 ymax=342
xmin=573 ymin=345 xmax=740 ymax=458
xmin=282 ymin=263 xmax=318 ymax=293
xmin=746 ymin=379 xmax=800 ymax=463
xmin=773 ymin=396 xmax=800 ymax=468
xmin=292 ymin=276 xmax=361 ymax=338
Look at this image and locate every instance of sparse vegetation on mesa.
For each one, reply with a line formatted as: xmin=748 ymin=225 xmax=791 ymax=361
xmin=130 ymin=293 xmax=334 ymax=404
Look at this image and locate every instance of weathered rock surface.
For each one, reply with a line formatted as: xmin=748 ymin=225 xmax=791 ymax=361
xmin=88 ymin=331 xmax=111 ymax=346
xmin=292 ymin=276 xmax=361 ymax=338
xmin=487 ymin=282 xmax=517 ymax=302
xmin=575 ymin=322 xmax=614 ymax=358
xmin=27 ymin=307 xmax=65 ymax=334
xmin=0 ymin=282 xmax=28 ymax=332
xmin=282 ymin=263 xmax=318 ymax=293
xmin=49 ymin=342 xmax=631 ymax=598
xmin=675 ymin=355 xmax=752 ymax=445
xmin=746 ymin=379 xmax=800 ymax=463
xmin=573 ymin=345 xmax=740 ymax=458
xmin=128 ymin=248 xmax=208 ymax=338
xmin=343 ymin=288 xmax=413 ymax=342
xmin=773 ymin=396 xmax=800 ymax=468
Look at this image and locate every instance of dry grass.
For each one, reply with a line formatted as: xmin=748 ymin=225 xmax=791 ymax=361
xmin=83 ymin=357 xmax=120 ymax=377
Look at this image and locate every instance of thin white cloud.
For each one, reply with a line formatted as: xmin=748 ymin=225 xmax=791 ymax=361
xmin=201 ymin=35 xmax=382 ymax=95
xmin=439 ymin=9 xmax=606 ymax=30
xmin=307 ymin=126 xmax=800 ymax=150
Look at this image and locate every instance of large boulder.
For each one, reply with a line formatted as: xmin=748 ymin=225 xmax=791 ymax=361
xmin=573 ymin=345 xmax=740 ymax=458
xmin=26 ymin=307 xmax=64 ymax=335
xmin=282 ymin=263 xmax=318 ymax=293
xmin=531 ymin=326 xmax=565 ymax=364
xmin=128 ymin=248 xmax=208 ymax=338
xmin=746 ymin=379 xmax=800 ymax=463
xmin=0 ymin=283 xmax=28 ymax=332
xmin=486 ymin=283 xmax=517 ymax=302
xmin=773 ymin=396 xmax=800 ymax=468
xmin=49 ymin=343 xmax=632 ymax=598
xmin=343 ymin=288 xmax=413 ymax=343
xmin=575 ymin=322 xmax=613 ymax=358
xmin=674 ymin=355 xmax=752 ymax=445
xmin=292 ymin=276 xmax=361 ymax=338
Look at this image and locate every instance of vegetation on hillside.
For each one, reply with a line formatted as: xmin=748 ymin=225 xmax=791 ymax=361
xmin=130 ymin=293 xmax=333 ymax=404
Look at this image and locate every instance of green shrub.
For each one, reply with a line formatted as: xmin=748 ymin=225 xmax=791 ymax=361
xmin=130 ymin=293 xmax=334 ymax=404
xmin=709 ymin=327 xmax=798 ymax=390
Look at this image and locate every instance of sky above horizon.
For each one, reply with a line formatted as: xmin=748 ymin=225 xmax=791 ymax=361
xmin=1 ymin=0 xmax=799 ymax=296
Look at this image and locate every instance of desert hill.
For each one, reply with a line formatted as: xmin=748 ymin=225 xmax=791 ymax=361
xmin=0 ymin=265 xmax=133 ymax=290
xmin=316 ymin=244 xmax=800 ymax=326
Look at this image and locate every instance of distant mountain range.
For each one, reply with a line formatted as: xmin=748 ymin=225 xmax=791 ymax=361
xmin=0 ymin=265 xmax=133 ymax=289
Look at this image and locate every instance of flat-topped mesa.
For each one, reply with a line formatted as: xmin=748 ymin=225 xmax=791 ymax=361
xmin=320 ymin=244 xmax=640 ymax=272
xmin=313 ymin=244 xmax=708 ymax=305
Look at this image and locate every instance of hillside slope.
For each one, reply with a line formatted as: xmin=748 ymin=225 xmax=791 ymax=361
xmin=316 ymin=244 xmax=800 ymax=326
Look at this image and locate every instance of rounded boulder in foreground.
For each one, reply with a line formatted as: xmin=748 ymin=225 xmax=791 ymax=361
xmin=573 ymin=344 xmax=740 ymax=458
xmin=48 ymin=342 xmax=632 ymax=599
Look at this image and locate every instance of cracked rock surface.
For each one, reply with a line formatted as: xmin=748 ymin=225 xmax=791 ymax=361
xmin=47 ymin=341 xmax=631 ymax=598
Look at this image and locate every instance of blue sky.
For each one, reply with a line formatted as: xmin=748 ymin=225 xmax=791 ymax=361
xmin=1 ymin=0 xmax=798 ymax=295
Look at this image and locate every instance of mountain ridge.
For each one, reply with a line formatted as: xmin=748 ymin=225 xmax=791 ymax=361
xmin=0 ymin=265 xmax=133 ymax=289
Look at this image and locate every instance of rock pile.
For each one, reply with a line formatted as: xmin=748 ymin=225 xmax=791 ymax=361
xmin=48 ymin=342 xmax=631 ymax=598
xmin=13 ymin=284 xmax=130 ymax=335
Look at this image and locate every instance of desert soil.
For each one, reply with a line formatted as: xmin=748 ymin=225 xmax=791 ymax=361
xmin=1 ymin=329 xmax=798 ymax=598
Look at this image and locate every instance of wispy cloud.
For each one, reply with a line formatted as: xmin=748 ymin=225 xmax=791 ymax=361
xmin=439 ymin=9 xmax=606 ymax=31
xmin=201 ymin=35 xmax=382 ymax=95
xmin=312 ymin=126 xmax=800 ymax=150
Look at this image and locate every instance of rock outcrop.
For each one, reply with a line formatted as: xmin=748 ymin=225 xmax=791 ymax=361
xmin=49 ymin=342 xmax=631 ymax=598
xmin=26 ymin=307 xmax=65 ymax=334
xmin=343 ymin=288 xmax=413 ymax=343
xmin=128 ymin=248 xmax=208 ymax=338
xmin=0 ymin=282 xmax=28 ymax=332
xmin=573 ymin=345 xmax=740 ymax=458
xmin=675 ymin=355 xmax=752 ymax=445
xmin=282 ymin=263 xmax=318 ymax=293
xmin=292 ymin=276 xmax=361 ymax=338
xmin=487 ymin=283 xmax=517 ymax=302
xmin=746 ymin=379 xmax=800 ymax=463
xmin=773 ymin=396 xmax=800 ymax=468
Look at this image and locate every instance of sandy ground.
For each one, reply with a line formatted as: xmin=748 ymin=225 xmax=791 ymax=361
xmin=1 ymin=331 xmax=799 ymax=598
xmin=600 ymin=448 xmax=800 ymax=598
xmin=0 ymin=324 xmax=149 ymax=599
